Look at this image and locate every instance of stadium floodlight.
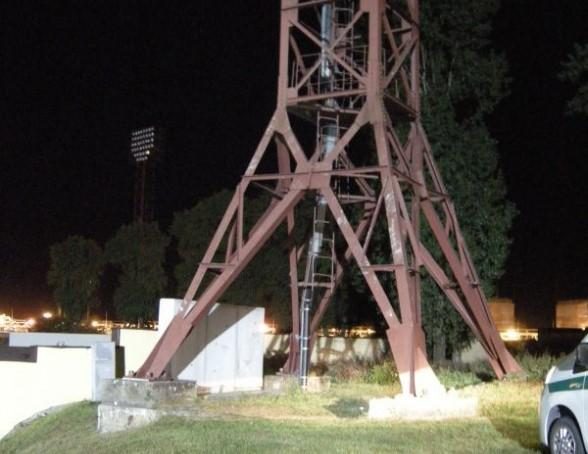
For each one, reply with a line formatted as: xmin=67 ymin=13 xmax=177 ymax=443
xmin=129 ymin=126 xmax=162 ymax=223
xmin=130 ymin=126 xmax=157 ymax=162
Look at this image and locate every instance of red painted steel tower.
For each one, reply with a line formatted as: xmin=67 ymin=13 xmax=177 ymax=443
xmin=136 ymin=0 xmax=520 ymax=395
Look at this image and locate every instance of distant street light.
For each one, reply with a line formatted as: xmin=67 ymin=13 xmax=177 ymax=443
xmin=42 ymin=311 xmax=53 ymax=319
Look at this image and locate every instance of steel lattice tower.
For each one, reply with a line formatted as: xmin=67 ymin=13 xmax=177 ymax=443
xmin=136 ymin=0 xmax=520 ymax=395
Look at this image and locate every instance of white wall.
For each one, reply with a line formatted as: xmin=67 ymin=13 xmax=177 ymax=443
xmin=264 ymin=334 xmax=290 ymax=356
xmin=455 ymin=340 xmax=488 ymax=364
xmin=312 ymin=336 xmax=388 ymax=363
xmin=0 ymin=347 xmax=93 ymax=439
xmin=9 ymin=332 xmax=110 ymax=347
xmin=91 ymin=343 xmax=116 ymax=401
xmin=113 ymin=329 xmax=158 ymax=375
xmin=170 ymin=304 xmax=265 ymax=392
xmin=115 ymin=301 xmax=266 ymax=393
xmin=264 ymin=334 xmax=388 ymax=364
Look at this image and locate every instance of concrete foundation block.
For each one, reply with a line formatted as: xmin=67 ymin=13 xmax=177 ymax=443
xmin=97 ymin=378 xmax=199 ymax=433
xmin=263 ymin=375 xmax=331 ymax=393
xmin=263 ymin=374 xmax=299 ymax=392
xmin=97 ymin=404 xmax=161 ymax=433
xmin=99 ymin=378 xmax=196 ymax=409
xmin=305 ymin=376 xmax=331 ymax=393
xmin=368 ymin=392 xmax=478 ymax=420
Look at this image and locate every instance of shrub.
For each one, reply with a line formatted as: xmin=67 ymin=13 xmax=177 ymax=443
xmin=435 ymin=368 xmax=482 ymax=389
xmin=310 ymin=361 xmax=329 ymax=377
xmin=323 ymin=359 xmax=400 ymax=385
xmin=516 ymin=352 xmax=560 ymax=381
xmin=325 ymin=359 xmax=369 ymax=383
xmin=365 ymin=361 xmax=399 ymax=385
xmin=467 ymin=360 xmax=495 ymax=382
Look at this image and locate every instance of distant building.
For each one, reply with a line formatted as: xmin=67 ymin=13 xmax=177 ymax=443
xmin=488 ymin=298 xmax=515 ymax=331
xmin=556 ymin=300 xmax=588 ymax=329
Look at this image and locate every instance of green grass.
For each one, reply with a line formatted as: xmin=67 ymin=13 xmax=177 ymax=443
xmin=0 ymin=381 xmax=542 ymax=453
xmin=473 ymin=381 xmax=543 ymax=450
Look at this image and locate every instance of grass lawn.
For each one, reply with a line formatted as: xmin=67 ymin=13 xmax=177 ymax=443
xmin=0 ymin=380 xmax=543 ymax=453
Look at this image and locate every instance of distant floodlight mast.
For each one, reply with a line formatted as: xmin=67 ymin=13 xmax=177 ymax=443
xmin=130 ymin=126 xmax=161 ymax=223
xmin=136 ymin=0 xmax=521 ymax=396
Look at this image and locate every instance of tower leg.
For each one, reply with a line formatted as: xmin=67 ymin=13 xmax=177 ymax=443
xmin=387 ymin=324 xmax=444 ymax=396
xmin=137 ymin=188 xmax=305 ymax=378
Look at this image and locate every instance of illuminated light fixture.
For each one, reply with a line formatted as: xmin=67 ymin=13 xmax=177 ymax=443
xmin=261 ymin=322 xmax=277 ymax=334
xmin=42 ymin=311 xmax=53 ymax=319
xmin=500 ymin=328 xmax=521 ymax=342
xmin=130 ymin=126 xmax=159 ymax=163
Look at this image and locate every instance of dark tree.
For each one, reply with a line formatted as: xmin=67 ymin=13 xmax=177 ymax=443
xmin=171 ymin=190 xmax=297 ymax=329
xmin=47 ymin=235 xmax=103 ymax=321
xmin=560 ymin=43 xmax=588 ymax=115
xmin=105 ymin=222 xmax=169 ymax=322
xmin=171 ymin=190 xmax=235 ymax=294
xmin=418 ymin=0 xmax=516 ymax=357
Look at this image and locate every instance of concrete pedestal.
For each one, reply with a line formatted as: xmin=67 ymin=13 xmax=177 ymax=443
xmin=263 ymin=375 xmax=331 ymax=393
xmin=97 ymin=378 xmax=197 ymax=433
xmin=368 ymin=392 xmax=478 ymax=420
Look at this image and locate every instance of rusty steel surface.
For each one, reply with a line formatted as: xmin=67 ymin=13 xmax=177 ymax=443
xmin=136 ymin=0 xmax=521 ymax=394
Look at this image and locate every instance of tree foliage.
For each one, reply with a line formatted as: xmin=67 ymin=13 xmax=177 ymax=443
xmin=417 ymin=0 xmax=516 ymax=356
xmin=171 ymin=191 xmax=295 ymax=328
xmin=348 ymin=2 xmax=515 ymax=355
xmin=105 ymin=222 xmax=169 ymax=322
xmin=560 ymin=43 xmax=588 ymax=115
xmin=47 ymin=235 xmax=103 ymax=321
xmin=171 ymin=190 xmax=235 ymax=292
xmin=421 ymin=0 xmax=508 ymax=119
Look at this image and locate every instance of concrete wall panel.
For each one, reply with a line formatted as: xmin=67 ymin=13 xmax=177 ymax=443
xmin=91 ymin=342 xmax=116 ymax=401
xmin=0 ymin=347 xmax=93 ymax=439
xmin=157 ymin=300 xmax=265 ymax=393
xmin=235 ymin=306 xmax=265 ymax=391
xmin=113 ymin=329 xmax=158 ymax=375
xmin=200 ymin=304 xmax=238 ymax=391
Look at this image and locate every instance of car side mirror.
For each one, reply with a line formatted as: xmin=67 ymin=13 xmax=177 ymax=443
xmin=574 ymin=344 xmax=588 ymax=373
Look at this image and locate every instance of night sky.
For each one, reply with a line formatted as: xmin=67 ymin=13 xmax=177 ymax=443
xmin=1 ymin=1 xmax=587 ymax=327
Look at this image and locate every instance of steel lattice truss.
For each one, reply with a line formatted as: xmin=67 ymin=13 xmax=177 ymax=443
xmin=137 ymin=0 xmax=520 ymax=395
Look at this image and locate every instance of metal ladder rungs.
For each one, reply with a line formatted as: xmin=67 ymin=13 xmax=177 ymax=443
xmin=298 ymin=282 xmax=333 ymax=289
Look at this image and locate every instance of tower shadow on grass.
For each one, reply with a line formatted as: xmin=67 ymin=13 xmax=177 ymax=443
xmin=326 ymin=398 xmax=369 ymax=418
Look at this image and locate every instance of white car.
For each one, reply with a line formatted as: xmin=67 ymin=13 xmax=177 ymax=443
xmin=540 ymin=340 xmax=588 ymax=453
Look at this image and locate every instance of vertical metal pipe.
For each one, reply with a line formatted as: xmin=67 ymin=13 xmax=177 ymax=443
xmin=298 ymin=2 xmax=340 ymax=389
xmin=320 ymin=4 xmax=334 ymax=80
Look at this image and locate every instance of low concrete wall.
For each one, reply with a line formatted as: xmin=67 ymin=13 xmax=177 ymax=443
xmin=0 ymin=347 xmax=93 ymax=439
xmin=264 ymin=334 xmax=388 ymax=364
xmin=455 ymin=341 xmax=487 ymax=364
xmin=264 ymin=334 xmax=290 ymax=356
xmin=9 ymin=332 xmax=110 ymax=347
xmin=119 ymin=331 xmax=389 ymax=371
xmin=313 ymin=337 xmax=388 ymax=363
